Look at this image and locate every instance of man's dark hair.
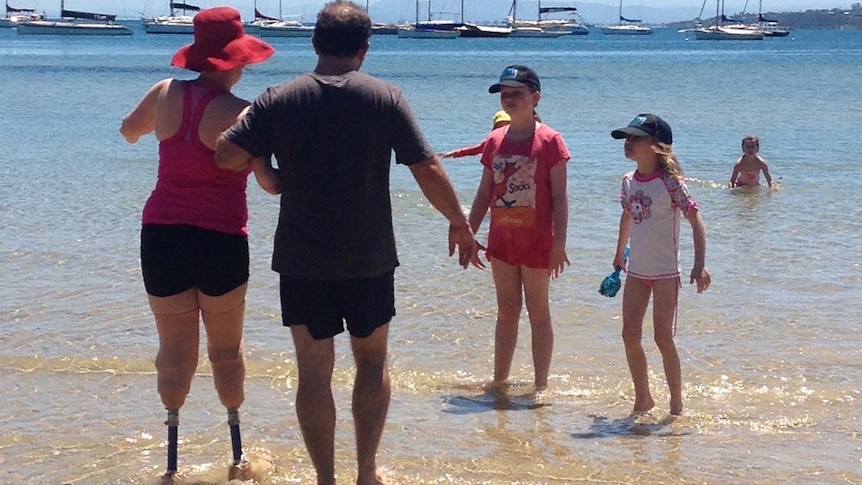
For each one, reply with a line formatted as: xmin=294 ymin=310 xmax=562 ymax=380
xmin=313 ymin=1 xmax=371 ymax=57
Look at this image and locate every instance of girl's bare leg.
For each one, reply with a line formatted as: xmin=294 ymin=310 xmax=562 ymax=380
xmin=490 ymin=258 xmax=523 ymax=386
xmin=522 ymin=266 xmax=552 ymax=389
xmin=652 ymin=278 xmax=683 ymax=415
xmin=621 ymin=277 xmax=654 ymax=413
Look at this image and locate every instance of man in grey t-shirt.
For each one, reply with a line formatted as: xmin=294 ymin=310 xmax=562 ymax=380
xmin=215 ymin=1 xmax=480 ymax=483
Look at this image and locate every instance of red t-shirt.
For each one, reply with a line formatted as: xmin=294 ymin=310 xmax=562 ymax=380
xmin=479 ymin=124 xmax=570 ymax=268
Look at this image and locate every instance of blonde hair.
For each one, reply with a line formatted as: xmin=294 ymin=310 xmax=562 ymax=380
xmin=653 ymin=141 xmax=684 ymax=181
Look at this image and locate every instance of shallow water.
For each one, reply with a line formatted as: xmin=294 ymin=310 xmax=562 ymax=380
xmin=1 ymin=25 xmax=861 ymax=484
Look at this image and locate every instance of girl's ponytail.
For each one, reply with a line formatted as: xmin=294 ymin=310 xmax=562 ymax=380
xmin=654 ymin=142 xmax=684 ymax=180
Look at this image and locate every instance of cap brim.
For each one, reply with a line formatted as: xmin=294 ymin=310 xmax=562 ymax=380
xmin=611 ymin=127 xmax=651 ymax=139
xmin=488 ymin=80 xmax=529 ymax=93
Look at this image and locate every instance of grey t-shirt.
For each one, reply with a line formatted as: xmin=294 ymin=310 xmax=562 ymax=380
xmin=224 ymin=70 xmax=435 ymax=280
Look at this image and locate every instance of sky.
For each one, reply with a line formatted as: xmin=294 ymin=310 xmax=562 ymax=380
xmin=20 ymin=0 xmax=853 ymax=23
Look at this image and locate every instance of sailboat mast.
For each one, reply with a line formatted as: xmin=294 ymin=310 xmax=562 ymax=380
xmin=714 ymin=0 xmax=719 ymax=27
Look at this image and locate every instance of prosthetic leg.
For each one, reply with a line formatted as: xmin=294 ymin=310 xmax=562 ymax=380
xmin=164 ymin=409 xmax=179 ymax=477
xmin=228 ymin=407 xmax=243 ymax=467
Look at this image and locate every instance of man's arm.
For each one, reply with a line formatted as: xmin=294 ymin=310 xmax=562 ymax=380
xmin=215 ymin=133 xmax=255 ymax=172
xmin=408 ymin=156 xmax=479 ymax=268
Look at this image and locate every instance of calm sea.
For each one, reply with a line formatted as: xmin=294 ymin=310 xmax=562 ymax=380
xmin=1 ymin=23 xmax=861 ymax=484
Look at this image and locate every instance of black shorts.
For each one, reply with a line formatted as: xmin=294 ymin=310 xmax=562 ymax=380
xmin=279 ymin=270 xmax=395 ymax=340
xmin=141 ymin=224 xmax=249 ymax=297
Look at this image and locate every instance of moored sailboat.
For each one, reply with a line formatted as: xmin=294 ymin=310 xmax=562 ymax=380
xmin=244 ymin=0 xmax=280 ymax=34
xmin=15 ymin=0 xmax=131 ymax=35
xmin=408 ymin=0 xmax=511 ymax=38
xmin=143 ymin=2 xmax=199 ymax=34
xmin=600 ymin=0 xmax=652 ymax=35
xmin=695 ymin=0 xmax=763 ymax=40
xmin=397 ymin=0 xmax=460 ymax=39
xmin=750 ymin=0 xmax=789 ymax=36
xmin=508 ymin=0 xmax=588 ymax=36
xmin=1 ymin=2 xmax=45 ymax=27
xmin=258 ymin=19 xmax=314 ymax=37
xmin=256 ymin=0 xmax=315 ymax=37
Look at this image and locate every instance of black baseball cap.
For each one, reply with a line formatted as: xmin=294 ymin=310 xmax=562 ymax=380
xmin=488 ymin=65 xmax=541 ymax=93
xmin=611 ymin=113 xmax=673 ymax=145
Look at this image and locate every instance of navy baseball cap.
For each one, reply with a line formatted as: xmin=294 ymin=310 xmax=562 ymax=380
xmin=488 ymin=65 xmax=541 ymax=93
xmin=611 ymin=113 xmax=673 ymax=145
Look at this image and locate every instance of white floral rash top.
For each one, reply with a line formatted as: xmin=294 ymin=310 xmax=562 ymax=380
xmin=619 ymin=169 xmax=699 ymax=279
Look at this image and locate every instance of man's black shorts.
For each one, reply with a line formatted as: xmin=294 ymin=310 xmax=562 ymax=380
xmin=279 ymin=270 xmax=395 ymax=339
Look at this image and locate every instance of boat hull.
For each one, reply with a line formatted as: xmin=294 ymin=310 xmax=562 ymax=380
xmin=142 ymin=17 xmax=194 ymax=34
xmin=258 ymin=26 xmax=314 ymax=37
xmin=397 ymin=27 xmax=460 ymax=39
xmin=16 ymin=20 xmax=132 ymax=35
xmin=455 ymin=23 xmax=511 ymax=37
xmin=695 ymin=26 xmax=763 ymax=40
xmin=601 ymin=25 xmax=652 ymax=35
xmin=509 ymin=26 xmax=568 ymax=37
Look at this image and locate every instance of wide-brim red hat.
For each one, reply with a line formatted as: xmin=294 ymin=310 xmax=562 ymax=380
xmin=171 ymin=6 xmax=274 ymax=73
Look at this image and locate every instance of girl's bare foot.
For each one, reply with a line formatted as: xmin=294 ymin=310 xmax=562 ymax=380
xmin=670 ymin=400 xmax=684 ymax=416
xmin=632 ymin=396 xmax=655 ymax=414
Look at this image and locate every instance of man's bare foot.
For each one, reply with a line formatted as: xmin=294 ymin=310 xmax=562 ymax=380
xmin=670 ymin=400 xmax=684 ymax=416
xmin=366 ymin=470 xmax=394 ymax=485
xmin=632 ymin=396 xmax=655 ymax=414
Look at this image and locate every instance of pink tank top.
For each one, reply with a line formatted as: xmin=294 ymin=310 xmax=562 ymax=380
xmin=142 ymin=81 xmax=251 ymax=236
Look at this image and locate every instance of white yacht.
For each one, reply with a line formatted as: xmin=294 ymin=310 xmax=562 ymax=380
xmin=16 ymin=0 xmax=131 ymax=35
xmin=143 ymin=2 xmax=199 ymax=34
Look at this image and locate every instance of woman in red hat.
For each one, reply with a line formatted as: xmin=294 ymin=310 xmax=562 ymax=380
xmin=120 ymin=6 xmax=275 ymax=481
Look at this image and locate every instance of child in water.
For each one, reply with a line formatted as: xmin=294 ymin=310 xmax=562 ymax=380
xmin=610 ymin=113 xmax=711 ymax=416
xmin=468 ymin=65 xmax=570 ymax=391
xmin=440 ymin=110 xmax=511 ymax=159
xmin=729 ymin=134 xmax=774 ymax=188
